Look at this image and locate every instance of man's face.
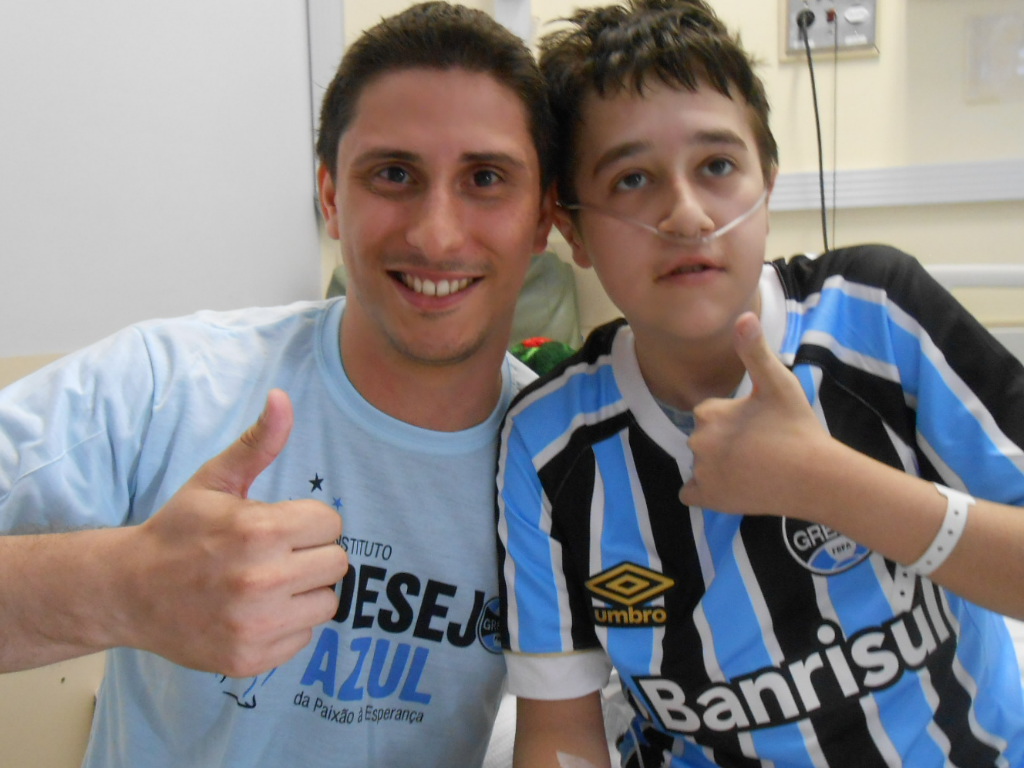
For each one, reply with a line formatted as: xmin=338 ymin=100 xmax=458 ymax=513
xmin=320 ymin=67 xmax=552 ymax=370
xmin=558 ymin=79 xmax=773 ymax=351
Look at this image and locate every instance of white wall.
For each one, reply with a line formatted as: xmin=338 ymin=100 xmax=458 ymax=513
xmin=0 ymin=3 xmax=322 ymax=765
xmin=0 ymin=2 xmax=321 ymax=359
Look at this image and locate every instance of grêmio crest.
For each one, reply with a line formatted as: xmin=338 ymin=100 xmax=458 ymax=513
xmin=782 ymin=518 xmax=870 ymax=575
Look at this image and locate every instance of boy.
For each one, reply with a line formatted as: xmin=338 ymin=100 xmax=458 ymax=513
xmin=497 ymin=1 xmax=1024 ymax=765
xmin=0 ymin=3 xmax=554 ymax=766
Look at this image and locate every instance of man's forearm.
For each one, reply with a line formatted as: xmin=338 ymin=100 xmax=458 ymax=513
xmin=0 ymin=527 xmax=131 ymax=672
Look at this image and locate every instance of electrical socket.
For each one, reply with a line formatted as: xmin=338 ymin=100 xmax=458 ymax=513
xmin=782 ymin=0 xmax=879 ymax=60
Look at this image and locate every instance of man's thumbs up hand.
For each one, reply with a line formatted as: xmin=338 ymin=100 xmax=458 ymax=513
xmin=680 ymin=313 xmax=826 ymax=517
xmin=192 ymin=388 xmax=294 ymax=499
xmin=123 ymin=390 xmax=348 ymax=677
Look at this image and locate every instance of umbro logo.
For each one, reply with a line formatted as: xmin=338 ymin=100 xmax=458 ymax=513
xmin=585 ymin=562 xmax=675 ymax=627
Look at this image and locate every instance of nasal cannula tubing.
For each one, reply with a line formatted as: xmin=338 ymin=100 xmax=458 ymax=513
xmin=559 ymin=187 xmax=769 ymax=246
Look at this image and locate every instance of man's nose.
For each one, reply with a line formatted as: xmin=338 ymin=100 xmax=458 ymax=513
xmin=405 ymin=188 xmax=468 ymax=257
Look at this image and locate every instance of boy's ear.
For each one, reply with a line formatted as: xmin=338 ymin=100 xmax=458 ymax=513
xmin=763 ymin=166 xmax=779 ymax=235
xmin=553 ymin=200 xmax=593 ymax=268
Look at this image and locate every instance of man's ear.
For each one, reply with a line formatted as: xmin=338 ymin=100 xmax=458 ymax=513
xmin=531 ymin=186 xmax=558 ymax=254
xmin=553 ymin=199 xmax=593 ymax=268
xmin=318 ymin=164 xmax=340 ymax=240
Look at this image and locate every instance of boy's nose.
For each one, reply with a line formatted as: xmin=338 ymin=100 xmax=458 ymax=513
xmin=406 ymin=189 xmax=468 ymax=257
xmin=655 ymin=181 xmax=715 ymax=241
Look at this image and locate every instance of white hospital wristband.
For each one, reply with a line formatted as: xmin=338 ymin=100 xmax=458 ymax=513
xmin=907 ymin=483 xmax=974 ymax=576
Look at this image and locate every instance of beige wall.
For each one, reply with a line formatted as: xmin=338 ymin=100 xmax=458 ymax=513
xmin=0 ymin=355 xmax=62 ymax=390
xmin=530 ymin=0 xmax=1024 ymax=334
xmin=0 ymin=657 xmax=105 ymax=768
xmin=325 ymin=0 xmax=1024 ymax=337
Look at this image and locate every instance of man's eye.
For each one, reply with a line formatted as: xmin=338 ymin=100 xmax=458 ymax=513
xmin=704 ymin=158 xmax=736 ymax=177
xmin=614 ymin=171 xmax=649 ymax=191
xmin=472 ymin=169 xmax=502 ymax=187
xmin=377 ymin=166 xmax=412 ymax=184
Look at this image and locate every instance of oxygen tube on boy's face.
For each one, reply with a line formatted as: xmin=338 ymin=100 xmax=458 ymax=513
xmin=560 ymin=187 xmax=769 ymax=246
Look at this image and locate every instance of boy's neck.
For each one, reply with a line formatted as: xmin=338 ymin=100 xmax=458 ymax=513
xmin=634 ymin=330 xmax=747 ymax=413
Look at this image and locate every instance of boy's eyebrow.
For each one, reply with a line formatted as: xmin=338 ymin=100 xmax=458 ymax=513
xmin=692 ymin=128 xmax=749 ymax=150
xmin=589 ymin=129 xmax=751 ymax=178
xmin=591 ymin=141 xmax=652 ymax=179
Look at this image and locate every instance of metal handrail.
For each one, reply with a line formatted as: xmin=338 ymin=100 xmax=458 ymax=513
xmin=926 ymin=264 xmax=1024 ymax=288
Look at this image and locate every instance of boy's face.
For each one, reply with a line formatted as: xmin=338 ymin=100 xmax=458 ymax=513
xmin=319 ymin=67 xmax=552 ymax=369
xmin=558 ymin=79 xmax=774 ymax=350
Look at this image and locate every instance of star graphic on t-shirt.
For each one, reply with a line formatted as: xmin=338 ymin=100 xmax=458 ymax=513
xmin=309 ymin=473 xmax=324 ymax=492
xmin=332 ymin=497 xmax=343 ymax=510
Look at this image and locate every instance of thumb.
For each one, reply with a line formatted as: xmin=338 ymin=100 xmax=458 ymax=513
xmin=195 ymin=389 xmax=294 ymax=498
xmin=733 ymin=312 xmax=785 ymax=396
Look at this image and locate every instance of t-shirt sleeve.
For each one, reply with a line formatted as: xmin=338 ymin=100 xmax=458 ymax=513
xmin=0 ymin=326 xmax=155 ymax=533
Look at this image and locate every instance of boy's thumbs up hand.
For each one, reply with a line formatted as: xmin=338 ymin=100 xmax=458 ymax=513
xmin=121 ymin=390 xmax=348 ymax=677
xmin=680 ymin=313 xmax=825 ymax=516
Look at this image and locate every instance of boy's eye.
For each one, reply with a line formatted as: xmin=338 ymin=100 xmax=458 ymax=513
xmin=703 ymin=157 xmax=736 ymax=177
xmin=472 ymin=169 xmax=502 ymax=188
xmin=614 ymin=171 xmax=649 ymax=191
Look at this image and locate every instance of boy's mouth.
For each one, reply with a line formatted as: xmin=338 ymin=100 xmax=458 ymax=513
xmin=670 ymin=264 xmax=711 ymax=275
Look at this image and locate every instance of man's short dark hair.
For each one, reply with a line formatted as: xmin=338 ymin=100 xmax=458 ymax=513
xmin=316 ymin=2 xmax=556 ymax=188
xmin=539 ymin=0 xmax=779 ymax=204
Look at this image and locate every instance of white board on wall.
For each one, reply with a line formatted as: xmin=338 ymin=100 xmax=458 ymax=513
xmin=0 ymin=2 xmax=321 ymax=357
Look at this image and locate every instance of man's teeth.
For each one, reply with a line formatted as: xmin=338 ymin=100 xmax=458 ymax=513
xmin=401 ymin=274 xmax=473 ymax=297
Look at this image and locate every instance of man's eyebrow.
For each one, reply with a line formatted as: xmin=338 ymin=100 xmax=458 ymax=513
xmin=353 ymin=148 xmax=420 ymax=165
xmin=462 ymin=151 xmax=529 ymax=170
xmin=352 ymin=149 xmax=529 ymax=169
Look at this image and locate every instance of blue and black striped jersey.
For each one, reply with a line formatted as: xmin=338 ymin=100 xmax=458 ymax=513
xmin=498 ymin=245 xmax=1024 ymax=767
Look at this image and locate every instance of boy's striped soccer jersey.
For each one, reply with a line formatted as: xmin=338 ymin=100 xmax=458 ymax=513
xmin=498 ymin=245 xmax=1024 ymax=767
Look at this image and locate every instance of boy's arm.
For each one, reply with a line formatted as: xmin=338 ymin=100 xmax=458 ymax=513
xmin=0 ymin=390 xmax=348 ymax=675
xmin=514 ymin=693 xmax=612 ymax=768
xmin=682 ymin=313 xmax=1024 ymax=619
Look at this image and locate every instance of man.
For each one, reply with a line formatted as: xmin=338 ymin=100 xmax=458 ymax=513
xmin=497 ymin=1 xmax=1024 ymax=765
xmin=0 ymin=3 xmax=554 ymax=766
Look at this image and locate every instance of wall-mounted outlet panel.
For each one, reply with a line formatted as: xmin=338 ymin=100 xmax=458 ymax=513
xmin=782 ymin=0 xmax=879 ymax=60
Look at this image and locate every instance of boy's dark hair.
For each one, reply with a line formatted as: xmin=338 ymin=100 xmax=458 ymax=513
xmin=316 ymin=2 xmax=556 ymax=188
xmin=539 ymin=0 xmax=778 ymax=204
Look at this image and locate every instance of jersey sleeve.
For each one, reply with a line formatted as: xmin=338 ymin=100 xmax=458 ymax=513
xmin=783 ymin=246 xmax=1024 ymax=505
xmin=497 ymin=413 xmax=611 ymax=699
xmin=885 ymin=251 xmax=1024 ymax=504
xmin=504 ymin=648 xmax=612 ymax=700
xmin=0 ymin=326 xmax=156 ymax=534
